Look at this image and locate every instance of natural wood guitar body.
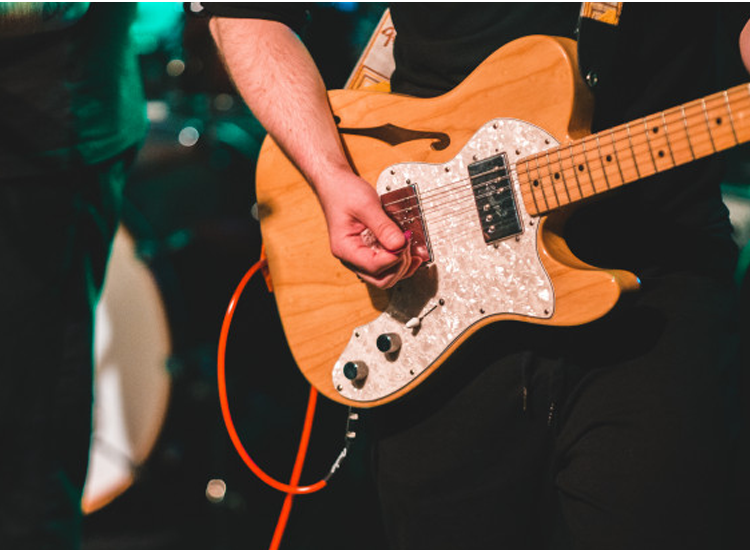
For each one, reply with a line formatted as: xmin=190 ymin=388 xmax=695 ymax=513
xmin=255 ymin=34 xmax=748 ymax=407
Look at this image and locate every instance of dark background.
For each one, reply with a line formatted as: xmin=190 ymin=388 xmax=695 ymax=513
xmin=82 ymin=4 xmax=390 ymax=550
xmin=80 ymin=3 xmax=750 ymax=550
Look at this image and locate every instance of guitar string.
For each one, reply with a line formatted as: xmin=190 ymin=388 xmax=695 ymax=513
xmin=379 ymin=90 xmax=750 ymax=218
xmin=377 ymin=125 xmax=748 ymax=248
xmin=380 ymin=94 xmax=750 ymax=225
xmin=367 ymin=90 xmax=750 ymax=251
xmin=383 ymin=91 xmax=750 ymax=216
xmin=382 ymin=119 xmax=744 ymax=231
xmin=365 ymin=87 xmax=750 ymax=250
xmin=432 ymin=127 xmax=738 ymax=242
xmin=516 ymin=90 xmax=750 ymax=212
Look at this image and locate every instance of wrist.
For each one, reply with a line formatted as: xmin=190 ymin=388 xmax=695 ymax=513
xmin=307 ymin=161 xmax=363 ymax=198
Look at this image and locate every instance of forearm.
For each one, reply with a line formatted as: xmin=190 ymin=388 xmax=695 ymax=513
xmin=210 ymin=15 xmax=417 ymax=287
xmin=209 ymin=17 xmax=352 ymax=195
xmin=740 ymin=19 xmax=750 ymax=74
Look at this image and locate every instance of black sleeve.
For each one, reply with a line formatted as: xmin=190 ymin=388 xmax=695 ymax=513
xmin=186 ymin=2 xmax=311 ymax=36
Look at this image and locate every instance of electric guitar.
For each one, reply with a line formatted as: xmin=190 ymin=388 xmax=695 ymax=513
xmin=255 ymin=35 xmax=750 ymax=408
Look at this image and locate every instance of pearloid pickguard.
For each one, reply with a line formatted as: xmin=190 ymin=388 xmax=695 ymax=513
xmin=332 ymin=119 xmax=557 ymax=403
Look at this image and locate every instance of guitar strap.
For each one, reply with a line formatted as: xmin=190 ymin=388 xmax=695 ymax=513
xmin=576 ymin=2 xmax=623 ymax=91
xmin=344 ymin=8 xmax=396 ymax=91
xmin=345 ymin=3 xmax=624 ymax=93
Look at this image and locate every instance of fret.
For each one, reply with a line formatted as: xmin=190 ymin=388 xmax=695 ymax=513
xmin=703 ymin=96 xmax=737 ymax=151
xmin=571 ymin=143 xmax=591 ymax=202
xmin=700 ymin=99 xmax=718 ymax=152
xmin=545 ymin=149 xmax=572 ymax=205
xmin=722 ymin=91 xmax=740 ymax=145
xmin=662 ymin=107 xmax=695 ymax=165
xmin=726 ymin=85 xmax=750 ymax=143
xmin=523 ymin=158 xmax=546 ymax=214
xmin=529 ymin=156 xmax=551 ymax=211
xmin=594 ymin=133 xmax=623 ymax=189
xmin=569 ymin=141 xmax=596 ymax=197
xmin=581 ymin=138 xmax=608 ymax=193
xmin=626 ymin=120 xmax=657 ymax=179
xmin=584 ymin=135 xmax=612 ymax=193
xmin=624 ymin=124 xmax=642 ymax=179
xmin=517 ymin=83 xmax=750 ymax=217
xmin=609 ymin=125 xmax=639 ymax=182
xmin=682 ymin=100 xmax=715 ymax=158
xmin=640 ymin=118 xmax=659 ymax=173
xmin=680 ymin=105 xmax=697 ymax=160
xmin=559 ymin=146 xmax=585 ymax=202
xmin=660 ymin=112 xmax=677 ymax=165
xmin=643 ymin=114 xmax=675 ymax=173
xmin=534 ymin=155 xmax=560 ymax=210
xmin=582 ymin=136 xmax=609 ymax=192
xmin=566 ymin=144 xmax=586 ymax=202
xmin=605 ymin=128 xmax=626 ymax=185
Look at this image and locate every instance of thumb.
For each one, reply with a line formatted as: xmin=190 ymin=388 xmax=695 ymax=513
xmin=364 ymin=209 xmax=406 ymax=253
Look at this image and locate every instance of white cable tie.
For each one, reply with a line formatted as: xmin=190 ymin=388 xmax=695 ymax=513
xmin=327 ymin=447 xmax=349 ymax=478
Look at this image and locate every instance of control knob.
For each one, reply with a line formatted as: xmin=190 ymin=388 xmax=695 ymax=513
xmin=376 ymin=333 xmax=402 ymax=354
xmin=343 ymin=361 xmax=368 ymax=383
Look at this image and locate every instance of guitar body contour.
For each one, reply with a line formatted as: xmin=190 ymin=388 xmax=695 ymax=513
xmin=255 ymin=35 xmax=640 ymax=407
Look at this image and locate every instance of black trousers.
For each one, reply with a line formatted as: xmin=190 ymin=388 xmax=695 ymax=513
xmin=370 ymin=269 xmax=743 ymax=550
xmin=0 ymin=156 xmax=128 ymax=550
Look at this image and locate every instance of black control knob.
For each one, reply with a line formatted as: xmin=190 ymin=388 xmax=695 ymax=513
xmin=343 ymin=361 xmax=368 ymax=383
xmin=376 ymin=333 xmax=402 ymax=354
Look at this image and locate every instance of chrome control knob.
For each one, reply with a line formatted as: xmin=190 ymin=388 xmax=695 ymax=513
xmin=376 ymin=333 xmax=402 ymax=354
xmin=343 ymin=361 xmax=368 ymax=383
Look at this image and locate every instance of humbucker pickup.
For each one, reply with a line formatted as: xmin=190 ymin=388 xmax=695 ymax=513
xmin=468 ymin=153 xmax=522 ymax=243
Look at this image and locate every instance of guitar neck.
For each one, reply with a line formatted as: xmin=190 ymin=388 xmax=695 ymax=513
xmin=517 ymin=83 xmax=750 ymax=216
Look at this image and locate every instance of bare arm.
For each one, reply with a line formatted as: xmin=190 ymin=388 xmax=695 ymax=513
xmin=210 ymin=17 xmax=423 ymax=288
xmin=741 ymin=19 xmax=750 ymax=74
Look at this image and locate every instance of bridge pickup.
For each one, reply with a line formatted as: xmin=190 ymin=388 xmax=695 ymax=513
xmin=469 ymin=152 xmax=522 ymax=243
xmin=381 ymin=184 xmax=432 ymax=263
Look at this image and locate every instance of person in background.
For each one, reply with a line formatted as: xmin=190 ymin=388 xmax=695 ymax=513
xmin=0 ymin=3 xmax=146 ymax=548
xmin=206 ymin=3 xmax=750 ymax=549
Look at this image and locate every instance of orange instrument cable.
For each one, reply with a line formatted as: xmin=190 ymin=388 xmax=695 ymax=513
xmin=217 ymin=249 xmax=353 ymax=550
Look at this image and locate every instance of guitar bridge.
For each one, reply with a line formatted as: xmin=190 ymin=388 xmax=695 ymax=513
xmin=381 ymin=184 xmax=432 ymax=263
xmin=468 ymin=152 xmax=522 ymax=243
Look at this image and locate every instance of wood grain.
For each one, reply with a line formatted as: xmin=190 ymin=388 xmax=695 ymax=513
xmin=254 ymin=34 xmax=744 ymax=406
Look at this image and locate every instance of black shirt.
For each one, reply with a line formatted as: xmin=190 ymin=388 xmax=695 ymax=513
xmin=387 ymin=3 xmax=749 ymax=278
xmin=0 ymin=3 xmax=147 ymax=178
xmin=200 ymin=2 xmax=750 ymax=278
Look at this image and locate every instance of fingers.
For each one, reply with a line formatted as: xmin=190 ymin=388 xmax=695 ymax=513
xmin=375 ymin=222 xmax=407 ymax=254
xmin=355 ymin=257 xmax=409 ymax=289
xmin=337 ymin=228 xmax=401 ymax=276
xmin=358 ymin=195 xmax=408 ymax=249
xmin=351 ymin=232 xmax=425 ymax=289
xmin=319 ymin=174 xmax=426 ymax=288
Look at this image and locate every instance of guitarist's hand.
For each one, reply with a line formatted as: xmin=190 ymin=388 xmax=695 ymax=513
xmin=209 ymin=18 xmax=427 ymax=287
xmin=318 ymin=171 xmax=427 ymax=289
